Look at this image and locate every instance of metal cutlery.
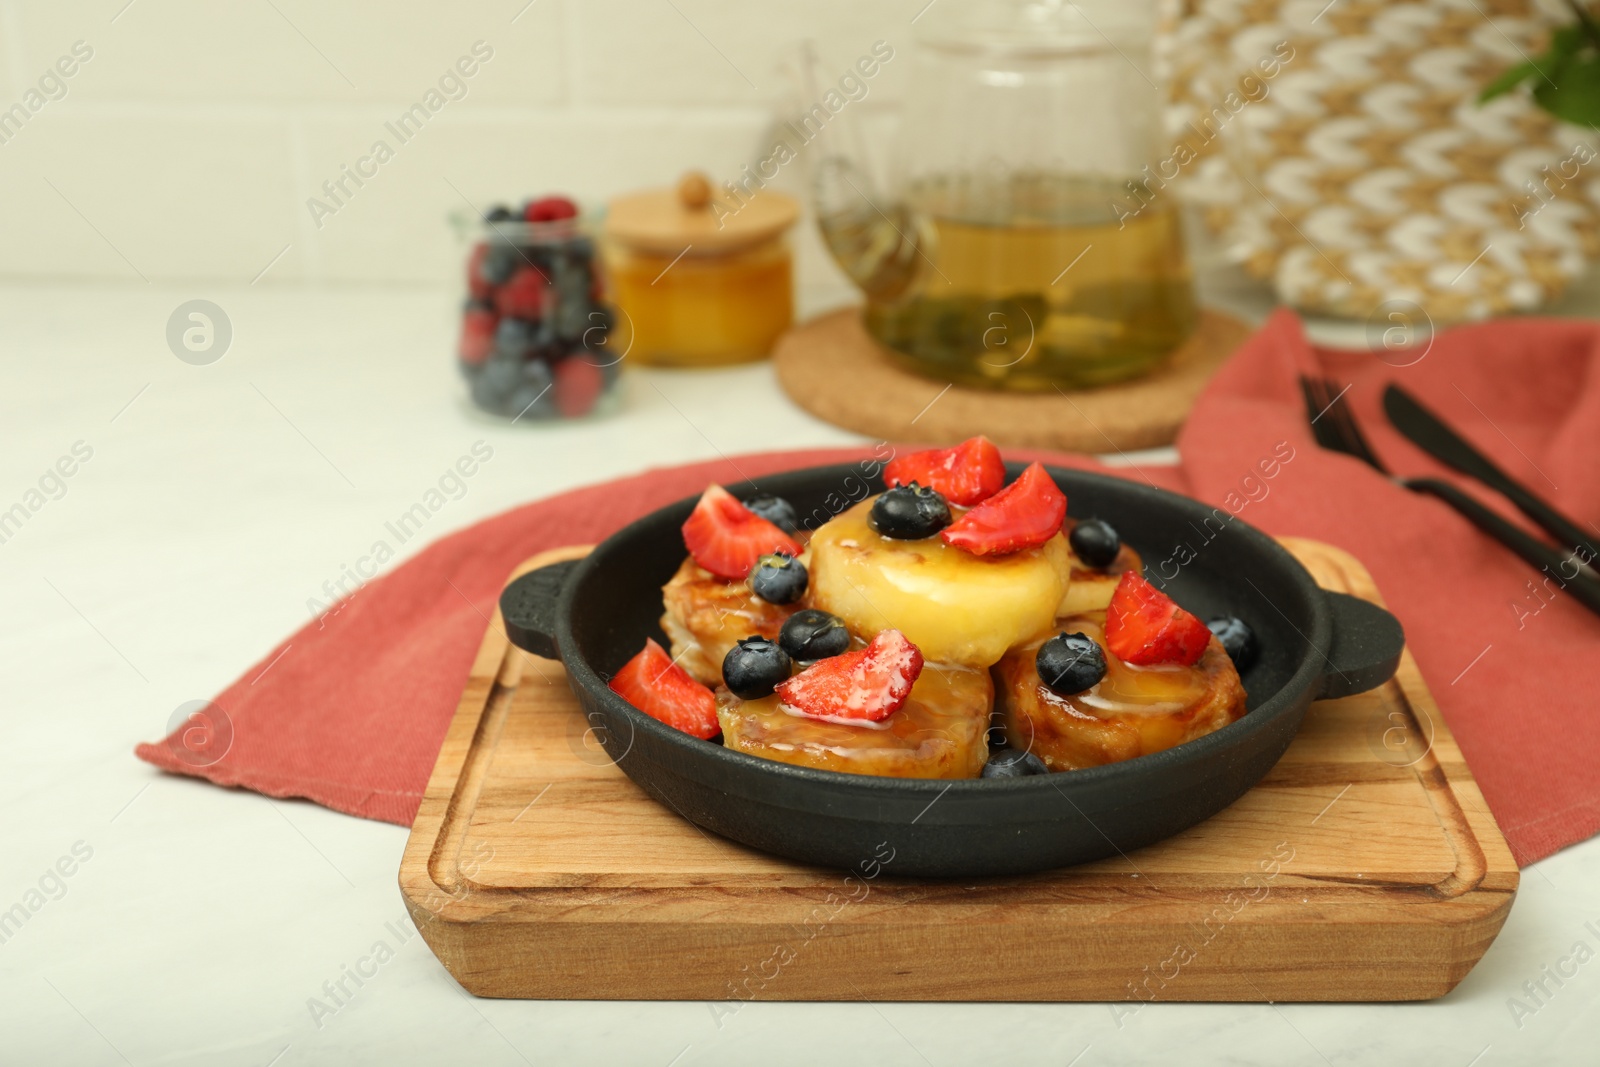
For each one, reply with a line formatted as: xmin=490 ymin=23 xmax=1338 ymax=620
xmin=1299 ymin=376 xmax=1600 ymax=618
xmin=1382 ymin=383 xmax=1596 ymax=567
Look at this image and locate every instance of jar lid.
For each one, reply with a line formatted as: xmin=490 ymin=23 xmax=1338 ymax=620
xmin=604 ymin=172 xmax=799 ymax=256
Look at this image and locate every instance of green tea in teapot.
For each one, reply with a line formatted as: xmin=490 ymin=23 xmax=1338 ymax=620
xmin=821 ymin=172 xmax=1197 ymax=391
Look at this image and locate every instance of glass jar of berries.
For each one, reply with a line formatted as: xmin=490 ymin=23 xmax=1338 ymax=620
xmin=456 ymin=196 xmax=623 ymax=420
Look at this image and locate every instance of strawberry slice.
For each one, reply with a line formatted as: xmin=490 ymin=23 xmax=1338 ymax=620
xmin=939 ymin=462 xmax=1066 ymax=556
xmin=775 ymin=629 xmax=924 ymax=722
xmin=682 ymin=484 xmax=802 ymax=580
xmin=608 ymin=638 xmax=719 ymax=739
xmin=1104 ymin=571 xmax=1211 ymax=667
xmin=884 ymin=436 xmax=1006 ymax=506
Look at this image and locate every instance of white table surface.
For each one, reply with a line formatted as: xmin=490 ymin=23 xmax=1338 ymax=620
xmin=3 ymin=276 xmax=1598 ymax=1067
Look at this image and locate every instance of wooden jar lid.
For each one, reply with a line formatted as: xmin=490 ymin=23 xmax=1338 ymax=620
xmin=604 ymin=171 xmax=800 ymax=256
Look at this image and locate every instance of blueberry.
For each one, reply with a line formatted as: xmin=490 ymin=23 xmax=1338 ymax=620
xmin=507 ymin=386 xmax=557 ymax=421
xmin=553 ymin=257 xmax=589 ymax=290
xmin=982 ymin=748 xmax=1049 ymax=778
xmin=1207 ymin=616 xmax=1256 ymax=669
xmin=552 ymin=270 xmax=597 ymax=340
xmin=506 ymin=360 xmax=557 ymax=421
xmin=531 ymin=316 xmax=560 ymax=352
xmin=1036 ymin=632 xmax=1106 ymax=696
xmin=869 ymin=484 xmax=951 ymax=540
xmin=1069 ymin=519 xmax=1122 ymax=569
xmin=583 ymin=303 xmax=616 ymax=335
xmin=479 ymin=243 xmax=519 ymax=286
xmin=722 ymin=636 xmax=792 ymax=699
xmin=495 ymin=317 xmax=538 ymax=357
xmin=576 ymin=306 xmax=616 ymax=358
xmin=485 ymin=204 xmax=514 ymax=223
xmin=748 ymin=553 xmax=807 ymax=604
xmin=744 ymin=494 xmax=799 ymax=533
xmin=778 ymin=608 xmax=851 ymax=662
xmin=564 ymin=236 xmax=596 ymax=265
xmin=555 ymin=303 xmax=595 ymax=343
xmin=518 ymin=244 xmax=563 ymax=273
xmin=470 ymin=356 xmax=522 ymax=413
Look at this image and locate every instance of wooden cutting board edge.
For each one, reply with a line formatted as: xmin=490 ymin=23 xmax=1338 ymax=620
xmin=399 ymin=542 xmax=1518 ymax=1002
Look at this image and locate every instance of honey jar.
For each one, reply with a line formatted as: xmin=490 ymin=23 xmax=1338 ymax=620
xmin=602 ymin=172 xmax=799 ymax=367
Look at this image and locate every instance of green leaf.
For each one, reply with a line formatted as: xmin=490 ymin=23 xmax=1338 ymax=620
xmin=1549 ymin=24 xmax=1588 ymax=64
xmin=1477 ymin=23 xmax=1599 ymax=107
xmin=1479 ymin=59 xmax=1541 ymax=102
xmin=1533 ymin=53 xmax=1600 ymax=126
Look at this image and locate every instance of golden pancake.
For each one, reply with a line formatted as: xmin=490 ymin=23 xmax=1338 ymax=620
xmin=660 ymin=556 xmax=799 ymax=687
xmin=717 ymin=661 xmax=992 ymax=779
xmin=995 ymin=610 xmax=1245 ymax=771
xmin=1058 ymin=518 xmax=1143 ymax=616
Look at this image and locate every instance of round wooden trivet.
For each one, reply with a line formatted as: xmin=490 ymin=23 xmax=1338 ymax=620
xmin=772 ymin=307 xmax=1252 ymax=452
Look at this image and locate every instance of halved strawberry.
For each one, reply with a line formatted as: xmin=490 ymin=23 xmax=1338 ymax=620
xmin=775 ymin=629 xmax=924 ymax=722
xmin=939 ymin=462 xmax=1066 ymax=556
xmin=608 ymin=638 xmax=719 ymax=739
xmin=884 ymin=436 xmax=1007 ymax=506
xmin=1104 ymin=571 xmax=1211 ymax=667
xmin=682 ymin=484 xmax=802 ymax=580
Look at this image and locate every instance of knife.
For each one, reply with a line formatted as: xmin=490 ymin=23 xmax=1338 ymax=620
xmin=1382 ymin=384 xmax=1597 ymax=567
xmin=1401 ymin=477 xmax=1600 ymax=617
xmin=1303 ymin=376 xmax=1600 ymax=619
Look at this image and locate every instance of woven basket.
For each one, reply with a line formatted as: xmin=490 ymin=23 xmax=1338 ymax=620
xmin=1157 ymin=0 xmax=1600 ymax=323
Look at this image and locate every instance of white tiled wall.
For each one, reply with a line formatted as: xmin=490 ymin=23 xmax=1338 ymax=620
xmin=0 ymin=0 xmax=967 ymax=288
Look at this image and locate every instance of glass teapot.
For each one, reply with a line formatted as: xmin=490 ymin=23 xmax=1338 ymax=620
xmin=814 ymin=0 xmax=1197 ymax=391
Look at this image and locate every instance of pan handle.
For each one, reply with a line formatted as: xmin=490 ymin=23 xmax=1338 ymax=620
xmin=498 ymin=560 xmax=580 ymax=660
xmin=1316 ymin=591 xmax=1405 ymax=700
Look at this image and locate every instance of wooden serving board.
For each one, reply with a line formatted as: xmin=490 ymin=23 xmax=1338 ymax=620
xmin=400 ymin=541 xmax=1517 ymax=1002
xmin=771 ymin=307 xmax=1252 ymax=453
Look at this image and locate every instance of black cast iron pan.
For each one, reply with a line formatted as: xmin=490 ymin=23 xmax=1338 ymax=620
xmin=499 ymin=462 xmax=1404 ymax=878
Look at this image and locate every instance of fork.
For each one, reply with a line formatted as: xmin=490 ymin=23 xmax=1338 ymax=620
xmin=1299 ymin=376 xmax=1600 ymax=618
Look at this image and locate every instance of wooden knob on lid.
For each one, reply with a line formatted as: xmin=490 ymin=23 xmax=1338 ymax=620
xmin=606 ymin=171 xmax=799 ymax=255
xmin=677 ymin=172 xmax=712 ymax=211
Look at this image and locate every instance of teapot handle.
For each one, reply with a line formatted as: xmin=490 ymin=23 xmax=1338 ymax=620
xmin=811 ymin=156 xmax=934 ymax=304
